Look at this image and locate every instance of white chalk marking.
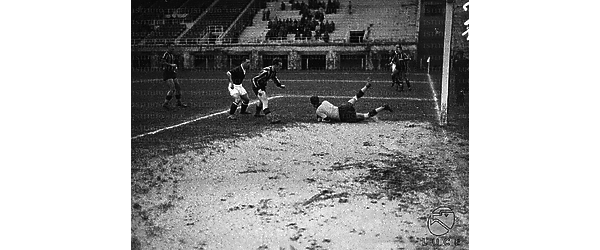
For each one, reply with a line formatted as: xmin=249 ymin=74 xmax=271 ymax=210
xmin=131 ymin=95 xmax=284 ymax=140
xmin=426 ymin=74 xmax=448 ymax=141
xmin=426 ymin=74 xmax=441 ymax=123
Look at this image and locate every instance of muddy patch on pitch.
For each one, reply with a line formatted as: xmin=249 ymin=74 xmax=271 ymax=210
xmin=356 ymin=154 xmax=453 ymax=198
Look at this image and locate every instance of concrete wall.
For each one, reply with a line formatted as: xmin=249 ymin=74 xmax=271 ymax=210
xmin=132 ymin=42 xmax=418 ymax=70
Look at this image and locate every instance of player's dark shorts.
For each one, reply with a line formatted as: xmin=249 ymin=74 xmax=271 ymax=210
xmin=252 ymin=84 xmax=266 ymax=96
xmin=392 ymin=67 xmax=407 ymax=75
xmin=338 ymin=103 xmax=359 ymax=122
xmin=163 ymin=70 xmax=177 ymax=81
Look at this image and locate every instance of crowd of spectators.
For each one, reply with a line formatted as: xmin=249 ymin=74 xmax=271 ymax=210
xmin=264 ymin=0 xmax=340 ymax=42
xmin=288 ymin=0 xmax=341 ymax=14
xmin=266 ymin=17 xmax=335 ymax=42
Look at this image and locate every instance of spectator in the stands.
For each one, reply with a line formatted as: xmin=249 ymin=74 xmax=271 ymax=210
xmin=315 ymin=21 xmax=321 ymax=38
xmin=348 ymin=1 xmax=352 ymax=14
xmin=326 ymin=20 xmax=334 ymax=33
xmin=304 ymin=27 xmax=312 ymax=40
xmin=334 ymin=0 xmax=339 ymax=13
xmin=363 ymin=24 xmax=373 ymax=42
xmin=323 ymin=31 xmax=330 ymax=42
xmin=281 ymin=1 xmax=286 ymax=10
xmin=278 ymin=28 xmax=285 ymax=40
xmin=315 ymin=9 xmax=324 ymax=22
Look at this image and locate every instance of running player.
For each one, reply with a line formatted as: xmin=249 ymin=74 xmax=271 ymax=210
xmin=161 ymin=42 xmax=188 ymax=109
xmin=226 ymin=57 xmax=252 ymax=120
xmin=309 ymin=78 xmax=393 ymax=123
xmin=389 ymin=44 xmax=412 ymax=91
xmin=251 ymin=57 xmax=286 ymax=124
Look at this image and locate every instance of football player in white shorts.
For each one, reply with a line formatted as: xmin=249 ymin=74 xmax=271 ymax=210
xmin=226 ymin=58 xmax=252 ymax=120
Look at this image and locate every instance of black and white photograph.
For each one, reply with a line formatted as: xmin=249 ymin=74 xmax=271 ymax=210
xmin=131 ymin=0 xmax=469 ymax=249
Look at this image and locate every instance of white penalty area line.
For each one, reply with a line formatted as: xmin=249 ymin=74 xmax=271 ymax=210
xmin=131 ymin=96 xmax=284 ymax=140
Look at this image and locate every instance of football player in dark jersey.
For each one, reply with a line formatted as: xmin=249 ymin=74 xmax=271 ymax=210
xmin=226 ymin=57 xmax=252 ymax=120
xmin=161 ymin=43 xmax=188 ymax=109
xmin=251 ymin=58 xmax=286 ymax=124
xmin=389 ymin=44 xmax=412 ymax=91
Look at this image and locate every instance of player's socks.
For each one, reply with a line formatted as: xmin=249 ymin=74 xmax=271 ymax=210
xmin=262 ymin=108 xmax=271 ymax=115
xmin=229 ymin=103 xmax=238 ymax=115
xmin=240 ymin=103 xmax=250 ymax=114
xmin=175 ymin=95 xmax=188 ymax=107
xmin=356 ymin=89 xmax=365 ymax=98
xmin=369 ymin=105 xmax=394 ymax=117
xmin=163 ymin=95 xmax=172 ymax=108
xmin=255 ymin=105 xmax=264 ymax=117
xmin=255 ymin=105 xmax=262 ymax=114
xmin=368 ymin=109 xmax=378 ymax=117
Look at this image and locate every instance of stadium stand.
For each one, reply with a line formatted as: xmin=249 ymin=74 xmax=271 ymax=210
xmin=181 ymin=0 xmax=255 ymax=44
xmin=238 ymin=0 xmax=417 ymax=43
xmin=325 ymin=0 xmax=419 ymax=43
xmin=177 ymin=0 xmax=218 ymax=23
xmin=131 ymin=0 xmax=217 ymax=45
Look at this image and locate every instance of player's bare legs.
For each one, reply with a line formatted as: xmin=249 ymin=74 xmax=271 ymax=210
xmin=399 ymin=71 xmax=411 ymax=91
xmin=348 ymin=78 xmax=373 ymax=105
xmin=173 ymin=79 xmax=187 ymax=107
xmin=355 ymin=104 xmax=393 ymax=121
xmin=254 ymin=101 xmax=264 ymax=117
xmin=163 ymin=79 xmax=187 ymax=109
xmin=228 ymin=93 xmax=251 ymax=119
xmin=239 ymin=94 xmax=250 ymax=114
xmin=162 ymin=79 xmax=175 ymax=109
xmin=255 ymin=90 xmax=280 ymax=123
xmin=391 ymin=67 xmax=402 ymax=91
xmin=404 ymin=73 xmax=411 ymax=91
xmin=254 ymin=90 xmax=268 ymax=117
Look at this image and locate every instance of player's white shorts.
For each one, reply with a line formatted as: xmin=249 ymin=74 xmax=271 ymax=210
xmin=391 ymin=63 xmax=397 ymax=73
xmin=229 ymin=84 xmax=248 ymax=99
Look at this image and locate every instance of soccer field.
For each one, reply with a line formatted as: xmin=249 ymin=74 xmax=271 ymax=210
xmin=131 ymin=70 xmax=461 ymax=146
xmin=131 ymin=70 xmax=469 ymax=250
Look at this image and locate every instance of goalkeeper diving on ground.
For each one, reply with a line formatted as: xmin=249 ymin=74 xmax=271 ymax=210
xmin=309 ymin=78 xmax=393 ymax=123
